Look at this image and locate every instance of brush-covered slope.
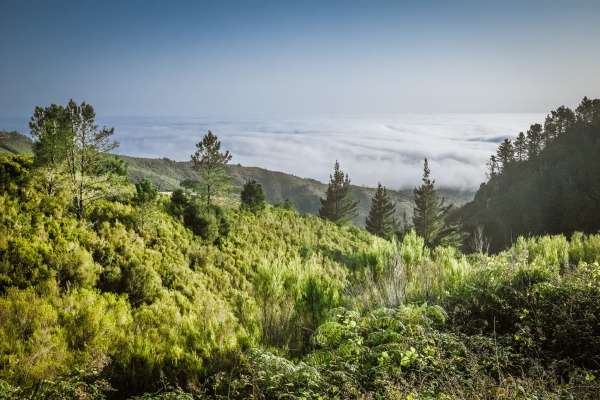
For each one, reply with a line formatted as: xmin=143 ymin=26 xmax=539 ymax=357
xmin=0 ymin=153 xmax=393 ymax=396
xmin=2 ymin=153 xmax=600 ymax=399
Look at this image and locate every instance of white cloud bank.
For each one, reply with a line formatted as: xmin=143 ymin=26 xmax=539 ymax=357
xmin=0 ymin=113 xmax=543 ymax=190
xmin=104 ymin=113 xmax=542 ymax=190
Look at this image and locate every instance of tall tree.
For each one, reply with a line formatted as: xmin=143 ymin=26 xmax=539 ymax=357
xmin=191 ymin=130 xmax=232 ymax=208
xmin=29 ymin=104 xmax=72 ymax=195
xmin=366 ymin=183 xmax=396 ymax=238
xmin=486 ymin=155 xmax=499 ymax=179
xmin=526 ymin=123 xmax=543 ymax=159
xmin=319 ymin=161 xmax=358 ymax=225
xmin=134 ymin=178 xmax=158 ymax=233
xmin=514 ymin=131 xmax=527 ymax=162
xmin=496 ymin=138 xmax=515 ymax=172
xmin=29 ymin=100 xmax=120 ymax=218
xmin=543 ymin=106 xmax=575 ymax=146
xmin=576 ymin=96 xmax=600 ymax=124
xmin=412 ymin=159 xmax=461 ymax=247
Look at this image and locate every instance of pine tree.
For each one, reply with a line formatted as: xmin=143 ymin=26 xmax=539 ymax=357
xmin=191 ymin=130 xmax=232 ymax=208
xmin=526 ymin=123 xmax=543 ymax=159
xmin=29 ymin=100 xmax=120 ymax=218
xmin=514 ymin=131 xmax=527 ymax=162
xmin=319 ymin=161 xmax=358 ymax=225
xmin=576 ymin=96 xmax=600 ymax=123
xmin=412 ymin=159 xmax=461 ymax=247
xmin=366 ymin=183 xmax=396 ymax=238
xmin=543 ymin=106 xmax=575 ymax=145
xmin=496 ymin=138 xmax=514 ymax=173
xmin=486 ymin=155 xmax=499 ymax=179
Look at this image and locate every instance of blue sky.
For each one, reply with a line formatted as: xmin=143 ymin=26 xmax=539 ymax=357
xmin=2 ymin=0 xmax=599 ymax=117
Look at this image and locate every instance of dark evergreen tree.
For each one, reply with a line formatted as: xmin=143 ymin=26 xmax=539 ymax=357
xmin=412 ymin=159 xmax=461 ymax=247
xmin=543 ymin=106 xmax=575 ymax=145
xmin=240 ymin=180 xmax=266 ymax=213
xmin=486 ymin=155 xmax=499 ymax=179
xmin=576 ymin=96 xmax=600 ymax=123
xmin=496 ymin=138 xmax=514 ymax=172
xmin=526 ymin=123 xmax=543 ymax=159
xmin=191 ymin=130 xmax=232 ymax=208
xmin=365 ymin=183 xmax=396 ymax=238
xmin=319 ymin=161 xmax=358 ymax=225
xmin=514 ymin=131 xmax=527 ymax=162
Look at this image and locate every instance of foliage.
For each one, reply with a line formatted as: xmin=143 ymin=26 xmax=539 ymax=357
xmin=366 ymin=182 xmax=397 ymax=239
xmin=29 ymin=100 xmax=122 ymax=218
xmin=190 ymin=131 xmax=232 ymax=208
xmin=240 ymin=180 xmax=265 ymax=213
xmin=462 ymin=96 xmax=600 ymax=252
xmin=0 ymin=153 xmax=392 ymax=397
xmin=413 ymin=159 xmax=462 ymax=247
xmin=134 ymin=178 xmax=158 ymax=232
xmin=319 ymin=160 xmax=359 ymax=225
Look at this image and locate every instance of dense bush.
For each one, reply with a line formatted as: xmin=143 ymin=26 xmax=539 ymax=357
xmin=240 ymin=180 xmax=266 ymax=213
xmin=1 ymin=153 xmax=600 ymax=399
xmin=0 ymin=154 xmax=390 ymax=398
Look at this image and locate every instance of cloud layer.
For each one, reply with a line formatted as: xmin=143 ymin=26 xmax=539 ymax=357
xmin=103 ymin=113 xmax=542 ymax=190
xmin=0 ymin=113 xmax=543 ymax=190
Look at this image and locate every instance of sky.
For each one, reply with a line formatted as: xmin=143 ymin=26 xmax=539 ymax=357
xmin=1 ymin=0 xmax=599 ymax=188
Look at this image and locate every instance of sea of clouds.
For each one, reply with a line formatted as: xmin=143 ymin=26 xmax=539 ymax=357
xmin=1 ymin=113 xmax=544 ymax=190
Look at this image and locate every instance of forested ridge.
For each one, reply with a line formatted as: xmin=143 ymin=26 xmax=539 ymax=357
xmin=1 ymin=99 xmax=600 ymax=399
xmin=460 ymin=97 xmax=600 ymax=252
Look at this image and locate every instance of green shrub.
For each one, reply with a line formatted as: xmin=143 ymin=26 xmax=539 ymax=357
xmin=240 ymin=180 xmax=266 ymax=213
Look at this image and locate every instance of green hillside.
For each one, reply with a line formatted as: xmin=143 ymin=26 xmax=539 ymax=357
xmin=1 ymin=153 xmax=600 ymax=399
xmin=118 ymin=155 xmax=473 ymax=226
xmin=0 ymin=131 xmax=33 ymax=154
xmin=0 ymin=131 xmax=473 ymax=226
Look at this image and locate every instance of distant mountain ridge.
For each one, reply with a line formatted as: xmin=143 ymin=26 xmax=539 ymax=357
xmin=0 ymin=131 xmax=474 ymax=225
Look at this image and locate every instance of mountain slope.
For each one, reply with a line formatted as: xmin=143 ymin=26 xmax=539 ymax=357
xmin=0 ymin=131 xmax=474 ymax=225
xmin=122 ymin=155 xmax=473 ymax=225
xmin=459 ymin=97 xmax=600 ymax=251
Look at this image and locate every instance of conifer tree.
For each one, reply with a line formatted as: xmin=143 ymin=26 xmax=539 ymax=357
xmin=191 ymin=130 xmax=232 ymax=208
xmin=319 ymin=161 xmax=358 ymax=225
xmin=30 ymin=100 xmax=120 ymax=218
xmin=526 ymin=123 xmax=543 ymax=159
xmin=543 ymin=106 xmax=575 ymax=145
xmin=514 ymin=131 xmax=527 ymax=162
xmin=412 ymin=159 xmax=461 ymax=247
xmin=366 ymin=183 xmax=396 ymax=238
xmin=496 ymin=138 xmax=514 ymax=172
xmin=576 ymin=96 xmax=600 ymax=123
xmin=486 ymin=155 xmax=499 ymax=179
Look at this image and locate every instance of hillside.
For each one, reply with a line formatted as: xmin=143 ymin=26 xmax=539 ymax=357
xmin=0 ymin=131 xmax=33 ymax=154
xmin=0 ymin=131 xmax=473 ymax=225
xmin=459 ymin=97 xmax=600 ymax=252
xmin=122 ymin=154 xmax=473 ymax=225
xmin=2 ymin=152 xmax=600 ymax=399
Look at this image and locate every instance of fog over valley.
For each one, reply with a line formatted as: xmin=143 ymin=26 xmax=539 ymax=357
xmin=1 ymin=112 xmax=543 ymax=190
